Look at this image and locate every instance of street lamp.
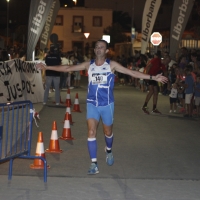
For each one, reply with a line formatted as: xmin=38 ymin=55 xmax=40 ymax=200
xmin=73 ymin=0 xmax=77 ymax=5
xmin=131 ymin=0 xmax=135 ymax=56
xmin=6 ymin=0 xmax=10 ymax=47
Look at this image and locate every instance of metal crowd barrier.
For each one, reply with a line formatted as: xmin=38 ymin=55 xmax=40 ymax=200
xmin=0 ymin=100 xmax=47 ymax=182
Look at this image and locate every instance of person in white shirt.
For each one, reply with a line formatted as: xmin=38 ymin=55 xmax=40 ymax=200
xmin=169 ymin=83 xmax=178 ymax=113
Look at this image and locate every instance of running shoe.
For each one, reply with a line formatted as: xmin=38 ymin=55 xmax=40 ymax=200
xmin=169 ymin=110 xmax=172 ymax=113
xmin=151 ymin=109 xmax=161 ymax=114
xmin=142 ymin=107 xmax=149 ymax=114
xmin=106 ymin=151 xmax=114 ymax=166
xmin=88 ymin=163 xmax=99 ymax=175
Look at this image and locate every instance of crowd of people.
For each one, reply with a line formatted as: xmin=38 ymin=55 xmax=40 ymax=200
xmin=1 ymin=45 xmax=200 ymax=117
xmin=115 ymin=47 xmax=200 ymax=118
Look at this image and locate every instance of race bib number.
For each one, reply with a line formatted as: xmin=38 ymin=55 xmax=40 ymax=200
xmin=91 ymin=73 xmax=107 ymax=84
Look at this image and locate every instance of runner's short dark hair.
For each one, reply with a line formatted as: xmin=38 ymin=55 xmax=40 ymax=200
xmin=95 ymin=40 xmax=109 ymax=49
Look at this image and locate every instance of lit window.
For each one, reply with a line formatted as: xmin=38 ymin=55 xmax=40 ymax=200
xmin=73 ymin=16 xmax=84 ymax=32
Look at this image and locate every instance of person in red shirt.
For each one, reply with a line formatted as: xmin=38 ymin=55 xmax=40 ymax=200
xmin=142 ymin=51 xmax=166 ymax=114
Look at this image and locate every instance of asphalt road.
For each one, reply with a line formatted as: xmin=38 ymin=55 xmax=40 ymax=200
xmin=0 ymin=76 xmax=200 ymax=200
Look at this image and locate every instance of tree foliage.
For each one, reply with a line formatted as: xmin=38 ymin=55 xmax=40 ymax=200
xmin=103 ymin=23 xmax=129 ymax=48
xmin=103 ymin=11 xmax=132 ymax=47
xmin=112 ymin=11 xmax=132 ymax=31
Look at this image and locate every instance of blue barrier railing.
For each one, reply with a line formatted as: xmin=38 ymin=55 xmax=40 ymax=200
xmin=0 ymin=100 xmax=47 ymax=182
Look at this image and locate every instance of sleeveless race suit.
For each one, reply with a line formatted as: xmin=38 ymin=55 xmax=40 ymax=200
xmin=87 ymin=59 xmax=115 ymax=107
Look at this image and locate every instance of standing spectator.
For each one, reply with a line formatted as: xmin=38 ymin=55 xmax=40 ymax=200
xmin=189 ymin=53 xmax=200 ymax=76
xmin=183 ymin=66 xmax=194 ymax=117
xmin=138 ymin=64 xmax=145 ymax=92
xmin=178 ymin=47 xmax=190 ymax=64
xmin=142 ymin=50 xmax=166 ymax=114
xmin=179 ymin=56 xmax=188 ymax=70
xmin=74 ymin=58 xmax=81 ymax=88
xmin=68 ymin=55 xmax=76 ymax=87
xmin=127 ymin=61 xmax=133 ymax=85
xmin=43 ymin=47 xmax=61 ymax=105
xmin=194 ymin=75 xmax=200 ymax=117
xmin=161 ymin=55 xmax=171 ymax=95
xmin=37 ymin=49 xmax=47 ymax=89
xmin=19 ymin=49 xmax=26 ymax=61
xmin=60 ymin=54 xmax=69 ymax=89
xmin=169 ymin=83 xmax=178 ymax=113
xmin=176 ymin=68 xmax=186 ymax=113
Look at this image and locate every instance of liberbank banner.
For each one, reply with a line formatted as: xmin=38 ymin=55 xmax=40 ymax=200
xmin=170 ymin=0 xmax=194 ymax=59
xmin=141 ymin=0 xmax=161 ymax=54
xmin=40 ymin=0 xmax=60 ymax=50
xmin=27 ymin=0 xmax=54 ymax=61
xmin=0 ymin=59 xmax=44 ymax=103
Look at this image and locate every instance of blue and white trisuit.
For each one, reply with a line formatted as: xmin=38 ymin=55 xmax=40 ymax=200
xmin=86 ymin=59 xmax=115 ymax=162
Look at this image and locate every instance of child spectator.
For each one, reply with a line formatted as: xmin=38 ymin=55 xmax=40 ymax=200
xmin=183 ymin=66 xmax=194 ymax=117
xmin=127 ymin=61 xmax=133 ymax=85
xmin=169 ymin=83 xmax=178 ymax=113
xmin=175 ymin=68 xmax=185 ymax=112
xmin=194 ymin=76 xmax=200 ymax=117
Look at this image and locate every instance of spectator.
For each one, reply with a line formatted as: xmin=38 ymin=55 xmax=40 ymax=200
xmin=142 ymin=50 xmax=166 ymax=114
xmin=43 ymin=47 xmax=62 ymax=105
xmin=194 ymin=75 xmax=200 ymax=117
xmin=60 ymin=54 xmax=69 ymax=89
xmin=183 ymin=66 xmax=194 ymax=117
xmin=67 ymin=55 xmax=75 ymax=89
xmin=169 ymin=83 xmax=178 ymax=113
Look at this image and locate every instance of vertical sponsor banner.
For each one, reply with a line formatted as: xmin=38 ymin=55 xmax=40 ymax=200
xmin=40 ymin=0 xmax=60 ymax=51
xmin=141 ymin=0 xmax=162 ymax=54
xmin=170 ymin=0 xmax=194 ymax=59
xmin=27 ymin=0 xmax=54 ymax=61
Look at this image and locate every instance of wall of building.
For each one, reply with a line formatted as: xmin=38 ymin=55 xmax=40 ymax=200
xmin=51 ymin=7 xmax=112 ymax=53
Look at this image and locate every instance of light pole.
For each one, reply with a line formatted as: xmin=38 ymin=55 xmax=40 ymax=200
xmin=131 ymin=0 xmax=135 ymax=56
xmin=6 ymin=0 xmax=10 ymax=47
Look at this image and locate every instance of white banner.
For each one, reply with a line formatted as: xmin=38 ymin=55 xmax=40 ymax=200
xmin=27 ymin=0 xmax=54 ymax=61
xmin=0 ymin=59 xmax=44 ymax=103
xmin=141 ymin=0 xmax=162 ymax=54
xmin=40 ymin=0 xmax=60 ymax=50
xmin=170 ymin=0 xmax=194 ymax=59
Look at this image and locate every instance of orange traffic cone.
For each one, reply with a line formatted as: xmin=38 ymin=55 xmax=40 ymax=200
xmin=46 ymin=121 xmax=63 ymax=153
xmin=65 ymin=89 xmax=71 ymax=107
xmin=63 ymin=102 xmax=74 ymax=125
xmin=60 ymin=112 xmax=74 ymax=140
xmin=30 ymin=132 xmax=50 ymax=169
xmin=72 ymin=93 xmax=81 ymax=112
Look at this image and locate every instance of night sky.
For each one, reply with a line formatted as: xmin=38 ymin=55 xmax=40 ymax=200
xmin=0 ymin=0 xmax=85 ymax=10
xmin=0 ymin=0 xmax=85 ymax=28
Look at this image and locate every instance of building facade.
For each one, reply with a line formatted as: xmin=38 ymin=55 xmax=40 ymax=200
xmin=51 ymin=7 xmax=112 ymax=54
